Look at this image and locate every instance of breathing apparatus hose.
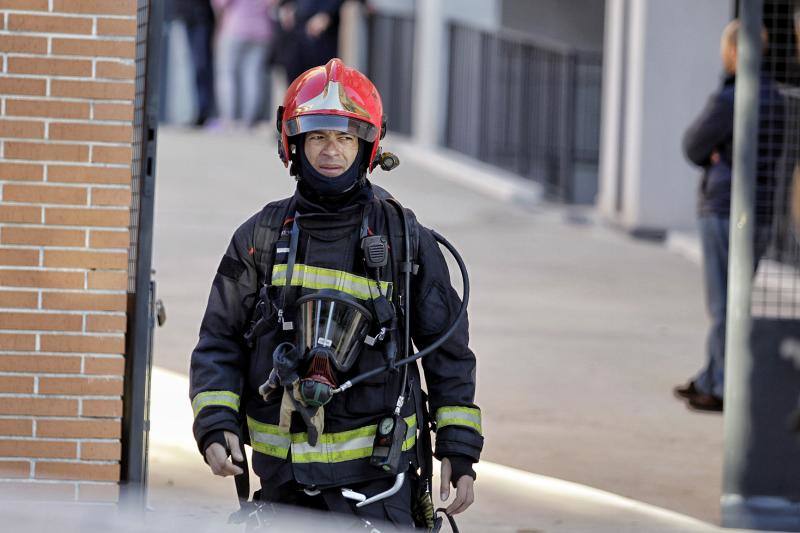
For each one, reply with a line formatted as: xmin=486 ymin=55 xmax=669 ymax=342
xmin=332 ymin=228 xmax=470 ymax=394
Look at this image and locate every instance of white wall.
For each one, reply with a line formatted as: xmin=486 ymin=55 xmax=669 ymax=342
xmin=598 ymin=0 xmax=733 ymax=233
xmin=501 ymin=0 xmax=605 ymax=52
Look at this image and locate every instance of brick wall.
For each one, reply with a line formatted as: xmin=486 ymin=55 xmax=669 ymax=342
xmin=0 ymin=0 xmax=137 ymax=502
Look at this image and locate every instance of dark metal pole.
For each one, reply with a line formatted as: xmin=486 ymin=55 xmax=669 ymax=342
xmin=121 ymin=0 xmax=162 ymax=509
xmin=721 ymin=0 xmax=762 ymax=527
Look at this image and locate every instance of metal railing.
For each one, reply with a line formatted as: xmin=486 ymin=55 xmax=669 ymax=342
xmin=444 ymin=23 xmax=602 ymax=203
xmin=366 ymin=13 xmax=415 ymax=136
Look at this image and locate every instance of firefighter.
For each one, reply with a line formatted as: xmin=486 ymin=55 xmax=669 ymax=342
xmin=190 ymin=58 xmax=483 ymax=529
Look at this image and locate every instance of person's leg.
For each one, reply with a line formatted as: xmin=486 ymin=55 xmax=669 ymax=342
xmin=694 ymin=215 xmax=730 ymax=399
xmin=214 ymin=36 xmax=242 ymax=125
xmin=240 ymin=40 xmax=270 ymax=128
xmin=187 ymin=20 xmax=215 ymax=124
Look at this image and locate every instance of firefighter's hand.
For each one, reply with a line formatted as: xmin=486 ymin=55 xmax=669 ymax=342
xmin=204 ymin=431 xmax=244 ymax=477
xmin=439 ymin=457 xmax=475 ymax=515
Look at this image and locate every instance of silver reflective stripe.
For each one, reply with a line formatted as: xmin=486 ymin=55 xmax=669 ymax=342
xmin=247 ymin=417 xmax=291 ymax=459
xmin=272 ymin=264 xmax=392 ymax=301
xmin=192 ymin=391 xmax=240 ymax=417
xmin=436 ymin=406 xmax=483 ymax=434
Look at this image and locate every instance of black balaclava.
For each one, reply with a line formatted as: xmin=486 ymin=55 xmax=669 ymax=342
xmin=298 ymin=134 xmax=366 ymax=196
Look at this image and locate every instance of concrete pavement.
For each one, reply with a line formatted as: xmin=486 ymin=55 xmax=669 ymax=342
xmin=149 ymin=125 xmax=740 ymax=531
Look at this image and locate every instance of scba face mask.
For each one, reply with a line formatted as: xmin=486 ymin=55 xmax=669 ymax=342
xmin=295 ymin=290 xmax=374 ymax=407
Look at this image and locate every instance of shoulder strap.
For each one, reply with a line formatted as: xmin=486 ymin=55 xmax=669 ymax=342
xmin=253 ymin=197 xmax=295 ymax=286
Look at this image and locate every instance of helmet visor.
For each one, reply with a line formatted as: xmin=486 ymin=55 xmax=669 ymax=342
xmin=285 ymin=114 xmax=379 ymax=142
xmin=296 ymin=291 xmax=374 ymax=372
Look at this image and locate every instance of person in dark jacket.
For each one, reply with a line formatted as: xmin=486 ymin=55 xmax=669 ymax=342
xmin=172 ymin=0 xmax=217 ymax=126
xmin=190 ymin=59 xmax=482 ymax=528
xmin=273 ymin=0 xmax=345 ymax=82
xmin=674 ymin=20 xmax=785 ymax=412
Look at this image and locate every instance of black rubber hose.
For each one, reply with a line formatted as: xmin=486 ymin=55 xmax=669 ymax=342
xmin=333 ymin=229 xmax=469 ymax=392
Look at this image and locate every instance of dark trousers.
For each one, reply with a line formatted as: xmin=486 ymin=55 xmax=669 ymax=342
xmin=260 ymin=475 xmax=415 ymax=531
xmin=184 ymin=20 xmax=215 ymax=123
xmin=695 ymin=215 xmax=770 ymax=398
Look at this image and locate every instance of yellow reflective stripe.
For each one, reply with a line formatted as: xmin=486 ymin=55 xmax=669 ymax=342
xmin=192 ymin=391 xmax=240 ymax=417
xmin=436 ymin=406 xmax=482 ymax=434
xmin=272 ymin=264 xmax=392 ymax=301
xmin=247 ymin=416 xmax=291 ymax=459
xmin=291 ymin=414 xmax=416 ymax=464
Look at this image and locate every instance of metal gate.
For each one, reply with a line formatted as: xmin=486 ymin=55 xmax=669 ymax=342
xmin=121 ymin=0 xmax=163 ymax=506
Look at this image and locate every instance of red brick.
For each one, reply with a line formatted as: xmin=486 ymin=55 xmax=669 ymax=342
xmin=89 ymin=230 xmax=129 ymax=248
xmin=50 ymin=123 xmax=132 ymax=143
xmin=0 ymin=419 xmax=33 ymax=436
xmin=44 ymin=249 xmax=127 ymax=269
xmin=5 ymin=142 xmax=88 ymax=163
xmin=0 ymin=291 xmax=38 ymax=309
xmin=37 ymin=419 xmax=119 ymax=438
xmin=0 ymin=376 xmax=34 ymax=393
xmin=0 ymin=119 xmax=44 ymax=139
xmin=85 ymin=314 xmax=126 ymax=333
xmin=36 ymin=461 xmax=119 ymax=482
xmin=52 ymin=0 xmax=136 ymax=16
xmin=0 ymin=397 xmax=77 ymax=416
xmin=0 ymin=270 xmax=83 ymax=289
xmin=39 ymin=376 xmax=123 ymax=395
xmin=0 ymin=205 xmax=41 ymax=223
xmin=0 ymin=35 xmax=47 ymax=54
xmin=6 ymin=99 xmax=90 ymax=120
xmin=84 ymin=356 xmax=124 ymax=376
xmin=0 ymin=461 xmax=30 ymax=478
xmin=87 ymin=271 xmax=127 ymax=290
xmin=92 ymin=145 xmax=132 ymax=165
xmin=0 ymin=248 xmax=38 ymax=266
xmin=51 ymin=79 xmax=134 ymax=101
xmin=91 ymin=188 xmax=130 ymax=207
xmin=1 ymin=227 xmax=85 ymax=247
xmin=8 ymin=13 xmax=93 ymax=35
xmin=45 ymin=207 xmax=129 ymax=227
xmin=80 ymin=440 xmax=121 ymax=459
xmin=0 ymin=312 xmax=82 ymax=331
xmin=0 ymin=333 xmax=35 ymax=351
xmin=93 ymin=103 xmax=134 ymax=121
xmin=97 ymin=18 xmax=137 ymax=36
xmin=7 ymin=57 xmax=92 ymax=77
xmin=95 ymin=61 xmax=136 ymax=80
xmin=0 ymin=163 xmax=43 ymax=181
xmin=0 ymin=0 xmax=48 ymax=9
xmin=39 ymin=335 xmax=124 ymax=355
xmin=47 ymin=165 xmax=130 ymax=185
xmin=82 ymin=399 xmax=122 ymax=418
xmin=3 ymin=184 xmax=86 ymax=205
xmin=42 ymin=292 xmax=126 ymax=312
xmin=0 ymin=355 xmax=81 ymax=373
xmin=0 ymin=439 xmax=76 ymax=458
xmin=0 ymin=77 xmax=46 ymax=96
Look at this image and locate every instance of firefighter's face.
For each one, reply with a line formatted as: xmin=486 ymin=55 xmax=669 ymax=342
xmin=304 ymin=130 xmax=359 ymax=177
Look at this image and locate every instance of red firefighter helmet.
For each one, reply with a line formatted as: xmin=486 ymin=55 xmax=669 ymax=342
xmin=277 ymin=58 xmax=385 ymax=172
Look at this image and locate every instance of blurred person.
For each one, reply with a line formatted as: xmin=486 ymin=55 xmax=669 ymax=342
xmin=674 ymin=20 xmax=785 ymax=412
xmin=189 ymin=59 xmax=482 ymax=528
xmin=212 ymin=0 xmax=275 ymax=129
xmin=273 ymin=0 xmax=345 ymax=82
xmin=173 ymin=0 xmax=217 ymax=127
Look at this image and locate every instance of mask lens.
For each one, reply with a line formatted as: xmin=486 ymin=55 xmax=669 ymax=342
xmin=296 ymin=292 xmax=373 ymax=372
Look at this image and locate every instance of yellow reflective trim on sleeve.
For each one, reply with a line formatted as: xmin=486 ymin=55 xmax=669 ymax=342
xmin=436 ymin=406 xmax=482 ymax=435
xmin=272 ymin=264 xmax=392 ymax=301
xmin=290 ymin=414 xmax=416 ymax=464
xmin=247 ymin=416 xmax=291 ymax=459
xmin=192 ymin=390 xmax=240 ymax=417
